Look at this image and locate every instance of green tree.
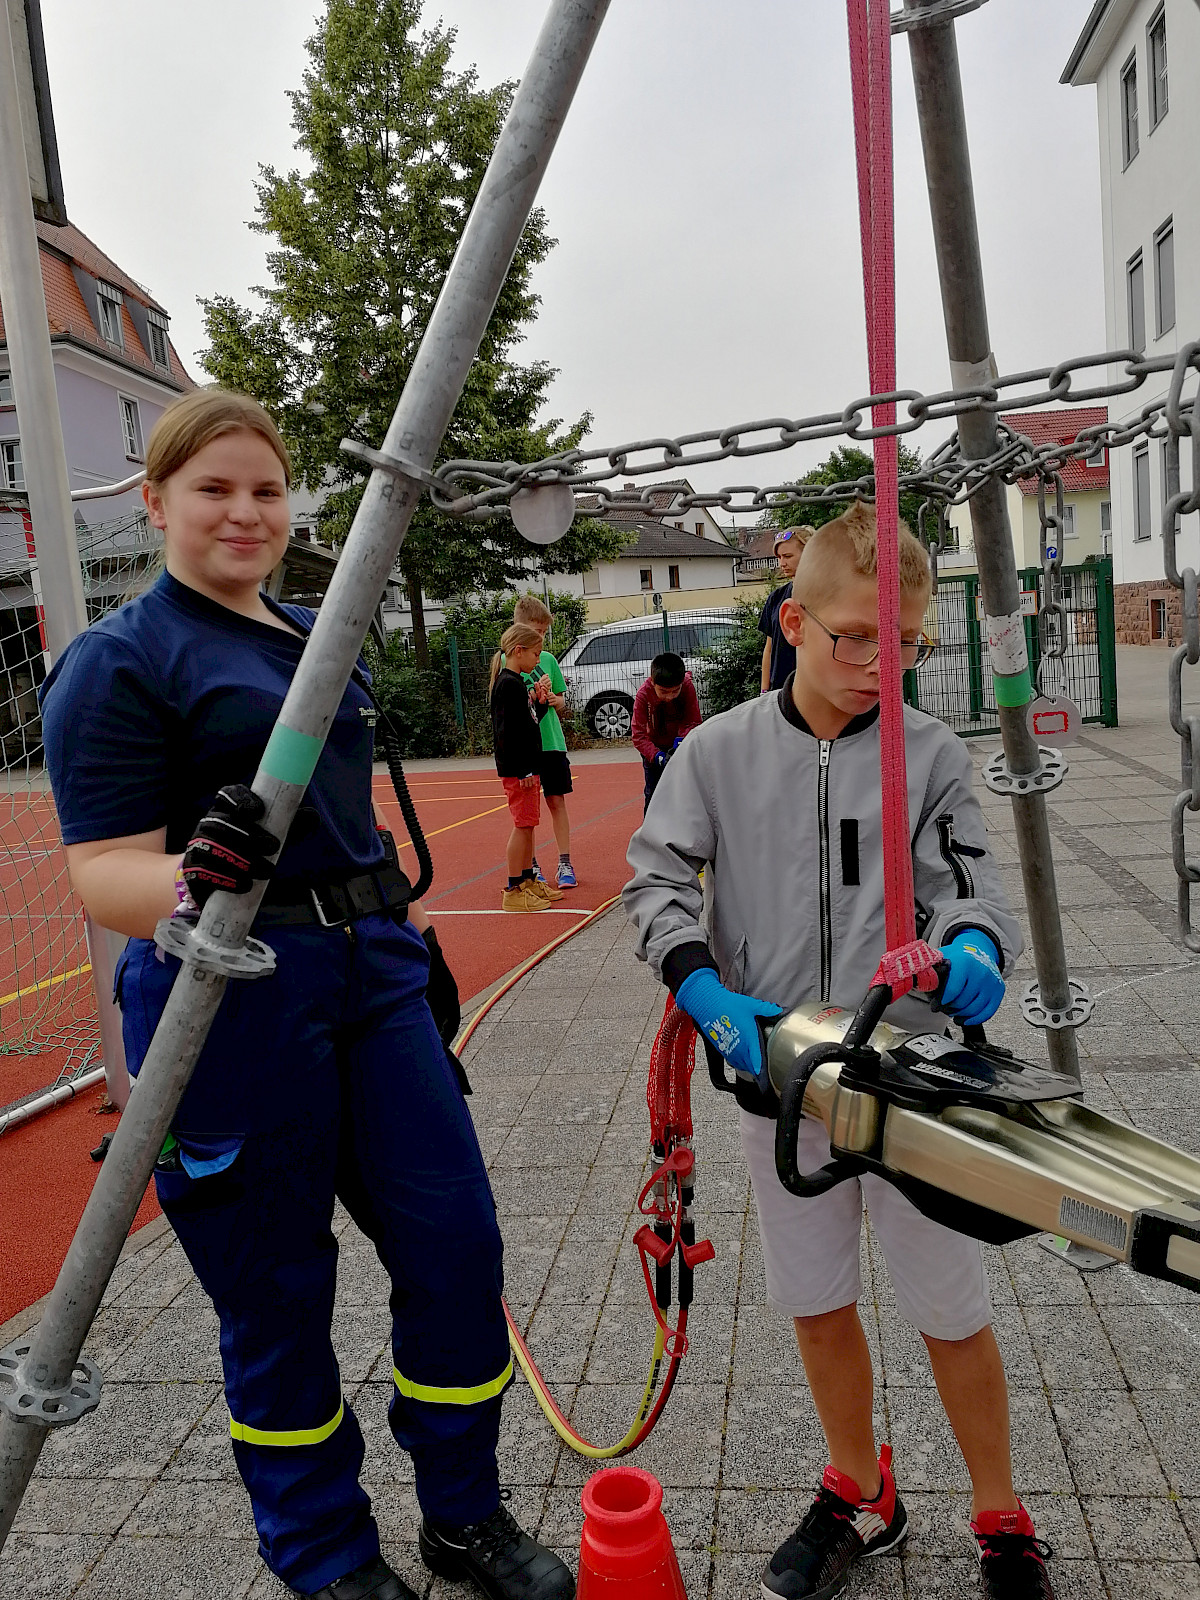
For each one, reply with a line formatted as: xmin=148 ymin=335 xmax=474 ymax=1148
xmin=200 ymin=0 xmax=627 ymax=662
xmin=439 ymin=587 xmax=587 ymax=657
xmin=761 ymin=444 xmax=929 ymax=540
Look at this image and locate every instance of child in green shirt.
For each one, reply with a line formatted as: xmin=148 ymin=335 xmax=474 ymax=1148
xmin=514 ymin=594 xmax=576 ymax=888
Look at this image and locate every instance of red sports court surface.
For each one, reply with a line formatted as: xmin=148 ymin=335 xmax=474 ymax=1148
xmin=0 ymin=757 xmax=644 ymax=1322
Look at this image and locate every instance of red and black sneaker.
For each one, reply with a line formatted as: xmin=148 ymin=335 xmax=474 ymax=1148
xmin=760 ymin=1443 xmax=908 ymax=1600
xmin=971 ymin=1504 xmax=1055 ymax=1599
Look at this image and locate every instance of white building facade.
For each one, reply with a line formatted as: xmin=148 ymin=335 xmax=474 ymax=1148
xmin=1063 ymin=0 xmax=1200 ymax=642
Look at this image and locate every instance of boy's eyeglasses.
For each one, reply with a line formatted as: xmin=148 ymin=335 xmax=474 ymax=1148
xmin=799 ymin=605 xmax=936 ymax=670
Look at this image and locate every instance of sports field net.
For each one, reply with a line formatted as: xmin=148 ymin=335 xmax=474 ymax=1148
xmin=0 ymin=508 xmax=159 ymax=1106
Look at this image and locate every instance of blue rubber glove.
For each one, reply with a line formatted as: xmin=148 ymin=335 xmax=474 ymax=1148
xmin=654 ymin=750 xmax=670 ymax=769
xmin=676 ymin=969 xmax=783 ymax=1088
xmin=671 ymin=735 xmax=684 ymax=750
xmin=937 ymin=929 xmax=1004 ymax=1026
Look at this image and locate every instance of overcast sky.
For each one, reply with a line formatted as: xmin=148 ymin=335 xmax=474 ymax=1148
xmin=40 ymin=0 xmax=1103 ymax=522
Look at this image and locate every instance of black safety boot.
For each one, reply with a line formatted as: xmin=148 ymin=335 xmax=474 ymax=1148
xmin=298 ymin=1555 xmax=419 ymax=1600
xmin=419 ymin=1494 xmax=574 ymax=1600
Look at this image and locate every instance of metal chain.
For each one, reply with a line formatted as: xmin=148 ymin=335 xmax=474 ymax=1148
xmin=1164 ymin=342 xmax=1200 ymax=951
xmin=427 ymin=344 xmax=1199 ymax=522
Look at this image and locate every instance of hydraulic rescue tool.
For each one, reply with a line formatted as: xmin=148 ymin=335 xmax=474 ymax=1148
xmin=761 ymin=985 xmax=1200 ymax=1292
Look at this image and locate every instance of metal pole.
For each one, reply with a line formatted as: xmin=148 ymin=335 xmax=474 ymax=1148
xmin=901 ymin=0 xmax=1080 ymax=1081
xmin=0 ymin=0 xmax=86 ymax=660
xmin=0 ymin=0 xmax=611 ymax=1544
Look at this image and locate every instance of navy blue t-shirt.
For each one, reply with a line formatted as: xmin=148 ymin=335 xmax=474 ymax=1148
xmin=39 ymin=571 xmax=384 ymax=887
xmin=757 ymin=582 xmax=795 ymax=691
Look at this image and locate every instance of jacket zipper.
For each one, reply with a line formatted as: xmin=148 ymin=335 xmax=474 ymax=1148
xmin=819 ymin=739 xmax=831 ymax=1001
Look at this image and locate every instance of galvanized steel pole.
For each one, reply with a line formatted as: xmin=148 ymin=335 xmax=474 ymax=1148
xmin=901 ymin=0 xmax=1080 ymax=1081
xmin=0 ymin=0 xmax=611 ymax=1544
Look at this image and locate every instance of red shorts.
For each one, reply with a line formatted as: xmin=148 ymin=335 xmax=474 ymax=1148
xmin=502 ymin=775 xmax=541 ymax=828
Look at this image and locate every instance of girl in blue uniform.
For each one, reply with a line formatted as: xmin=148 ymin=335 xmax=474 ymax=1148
xmin=40 ymin=390 xmax=572 ymax=1600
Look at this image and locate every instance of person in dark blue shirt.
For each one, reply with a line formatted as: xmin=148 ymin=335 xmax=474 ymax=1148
xmin=40 ymin=390 xmax=572 ymax=1600
xmin=757 ymin=526 xmax=812 ymax=693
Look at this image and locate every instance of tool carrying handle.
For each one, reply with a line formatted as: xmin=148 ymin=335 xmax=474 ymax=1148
xmin=379 ymin=718 xmax=434 ymax=899
xmin=774 ymin=1042 xmax=869 ymax=1198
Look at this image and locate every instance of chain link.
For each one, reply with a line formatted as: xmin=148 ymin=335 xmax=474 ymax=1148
xmin=1034 ymin=473 xmax=1067 ymax=698
xmin=1161 ymin=344 xmax=1200 ymax=951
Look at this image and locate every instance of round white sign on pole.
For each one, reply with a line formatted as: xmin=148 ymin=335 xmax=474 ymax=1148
xmin=1026 ymin=694 xmax=1082 ymax=748
xmin=511 ymin=482 xmax=575 ymax=545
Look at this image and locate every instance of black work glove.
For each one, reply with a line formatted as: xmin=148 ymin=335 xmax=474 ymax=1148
xmin=182 ymin=785 xmax=280 ymax=907
xmin=423 ymin=925 xmax=471 ymax=1097
xmin=422 ymin=924 xmax=461 ymax=1046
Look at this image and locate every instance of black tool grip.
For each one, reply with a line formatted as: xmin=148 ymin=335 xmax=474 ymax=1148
xmin=654 ymin=1220 xmax=673 ymax=1310
xmin=774 ymin=1041 xmax=868 ymax=1198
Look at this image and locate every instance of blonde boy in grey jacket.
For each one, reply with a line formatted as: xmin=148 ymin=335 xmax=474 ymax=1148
xmin=623 ymin=505 xmax=1054 ymax=1600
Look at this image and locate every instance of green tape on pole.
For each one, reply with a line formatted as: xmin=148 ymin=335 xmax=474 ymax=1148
xmin=992 ymin=669 xmax=1032 ymax=709
xmin=262 ymin=724 xmax=324 ymax=787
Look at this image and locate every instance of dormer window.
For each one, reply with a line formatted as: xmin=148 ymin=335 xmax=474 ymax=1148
xmin=97 ymin=282 xmax=124 ymax=348
xmin=146 ymin=310 xmax=171 ymax=370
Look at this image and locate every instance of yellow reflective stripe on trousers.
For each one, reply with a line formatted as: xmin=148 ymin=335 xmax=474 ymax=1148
xmin=229 ymin=1396 xmax=345 ymax=1448
xmin=392 ymin=1359 xmax=513 ymax=1406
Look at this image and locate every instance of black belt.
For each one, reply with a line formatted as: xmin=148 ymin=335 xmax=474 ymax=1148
xmin=255 ymin=864 xmax=412 ymax=928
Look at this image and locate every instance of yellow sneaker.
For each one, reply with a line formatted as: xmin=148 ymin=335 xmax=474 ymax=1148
xmin=502 ymin=883 xmax=549 ymax=913
xmin=529 ymin=876 xmax=563 ymax=903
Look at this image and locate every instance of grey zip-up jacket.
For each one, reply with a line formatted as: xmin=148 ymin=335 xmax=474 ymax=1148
xmin=623 ymin=686 xmax=1023 ymax=1053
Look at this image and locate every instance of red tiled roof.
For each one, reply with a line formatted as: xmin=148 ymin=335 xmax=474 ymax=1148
xmin=0 ymin=222 xmax=192 ymax=391
xmin=1003 ymin=406 xmax=1109 ymax=494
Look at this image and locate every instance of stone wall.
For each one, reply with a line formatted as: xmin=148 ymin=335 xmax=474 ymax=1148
xmin=1114 ymin=580 xmax=1182 ymax=646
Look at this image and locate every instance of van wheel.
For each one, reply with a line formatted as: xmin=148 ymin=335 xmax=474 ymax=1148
xmin=588 ymin=694 xmax=634 ymax=739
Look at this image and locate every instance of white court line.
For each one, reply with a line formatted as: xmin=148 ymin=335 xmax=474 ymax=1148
xmin=433 ymin=908 xmax=596 ymax=916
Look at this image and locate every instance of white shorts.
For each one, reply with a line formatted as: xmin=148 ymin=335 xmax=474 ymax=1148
xmin=740 ymin=1109 xmax=993 ymax=1340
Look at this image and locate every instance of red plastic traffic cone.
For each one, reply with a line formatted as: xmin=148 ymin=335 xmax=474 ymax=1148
xmin=578 ymin=1466 xmax=687 ymax=1600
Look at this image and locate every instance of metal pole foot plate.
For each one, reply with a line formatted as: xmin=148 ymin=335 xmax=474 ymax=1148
xmin=981 ymin=747 xmax=1068 ymax=797
xmin=1037 ymin=1233 xmax=1116 ymax=1273
xmin=1018 ymin=978 xmax=1094 ymax=1031
xmin=154 ymin=918 xmax=276 ymax=979
xmin=0 ymin=1340 xmax=102 ymax=1427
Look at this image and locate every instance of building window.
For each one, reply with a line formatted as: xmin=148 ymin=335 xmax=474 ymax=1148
xmin=695 ymin=523 xmax=704 ymax=538
xmin=1127 ymin=252 xmax=1146 ymax=351
xmin=1148 ymin=7 xmax=1167 ymax=129
xmin=1121 ymin=52 xmax=1139 ymax=165
xmin=146 ymin=311 xmax=171 ymax=370
xmin=292 ymin=523 xmax=314 ymax=542
xmin=582 ymin=567 xmax=601 ymax=595
xmin=1100 ymin=501 xmax=1111 ymax=534
xmin=97 ymin=282 xmax=124 ymax=347
xmin=1 ymin=439 xmax=24 ymax=491
xmin=1133 ymin=445 xmax=1152 ymax=541
xmin=668 ymin=564 xmax=681 ymax=590
xmin=1154 ymin=219 xmax=1175 ymax=336
xmin=1150 ymin=597 xmax=1167 ymax=641
xmin=640 ymin=567 xmax=653 ymax=592
xmin=1061 ymin=504 xmax=1077 ymax=540
xmin=119 ymin=396 xmax=143 ymax=460
xmin=0 ymin=374 xmax=12 ymax=406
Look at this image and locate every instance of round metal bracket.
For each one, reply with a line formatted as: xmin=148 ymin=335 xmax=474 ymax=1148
xmin=981 ymin=747 xmax=1068 ymax=797
xmin=339 ymin=437 xmax=443 ymax=496
xmin=0 ymin=1339 xmax=102 ymax=1428
xmin=890 ymin=0 xmax=988 ymax=33
xmin=1018 ymin=978 xmax=1094 ymax=1031
xmin=510 ymin=481 xmax=576 ymax=545
xmin=154 ymin=918 xmax=277 ymax=980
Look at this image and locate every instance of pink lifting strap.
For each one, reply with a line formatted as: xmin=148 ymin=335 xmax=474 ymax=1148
xmin=846 ymin=0 xmax=940 ymax=999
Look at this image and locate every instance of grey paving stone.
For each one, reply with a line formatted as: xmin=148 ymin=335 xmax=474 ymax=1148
xmin=39 ymin=1380 xmax=222 ymax=1482
xmin=714 ymin=1488 xmax=812 ymax=1553
xmin=121 ymin=1475 xmax=258 ymax=1540
xmin=10 ymin=1476 xmax=149 ymax=1537
xmin=886 ymin=1388 xmax=1071 ymax=1495
xmin=1052 ymin=1391 xmax=1169 ymax=1495
xmin=1023 ymin=1302 xmax=1126 ymax=1389
xmin=108 ymin=1304 xmax=225 ymax=1383
xmin=1137 ymin=1391 xmax=1200 ymax=1495
xmin=355 ymin=1385 xmax=416 ymax=1485
xmin=1097 ymin=1300 xmax=1200 ymax=1390
xmin=722 ymin=1385 xmax=856 ymax=1491
xmin=520 ymin=1301 xmax=603 ymax=1386
xmin=102 ymin=1240 xmax=196 ymax=1310
xmin=492 ymin=1122 xmax=607 ymax=1170
xmin=1001 ymin=1236 xmax=1093 ymax=1305
xmin=1080 ymin=1495 xmax=1195 ymax=1562
xmin=1097 ymin=1559 xmax=1200 ymax=1599
xmin=73 ymin=1535 xmax=263 ymax=1598
xmin=0 ymin=1533 xmax=109 ymax=1599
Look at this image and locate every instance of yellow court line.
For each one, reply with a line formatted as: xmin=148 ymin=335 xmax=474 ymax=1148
xmin=379 ymin=794 xmax=506 ymax=805
xmin=394 ymin=802 xmax=510 ymax=846
xmin=0 ymin=961 xmax=93 ymax=1011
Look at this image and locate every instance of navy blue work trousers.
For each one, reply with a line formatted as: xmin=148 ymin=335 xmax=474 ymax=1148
xmin=117 ymin=912 xmax=509 ymax=1595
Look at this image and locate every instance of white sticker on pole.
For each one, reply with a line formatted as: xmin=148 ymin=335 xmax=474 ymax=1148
xmin=985 ymin=610 xmax=1028 ymax=677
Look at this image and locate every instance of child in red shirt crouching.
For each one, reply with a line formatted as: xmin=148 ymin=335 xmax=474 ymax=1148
xmin=632 ymin=651 xmax=702 ymax=814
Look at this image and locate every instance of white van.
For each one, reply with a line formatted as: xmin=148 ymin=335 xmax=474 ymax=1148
xmin=559 ymin=608 xmax=739 ymax=738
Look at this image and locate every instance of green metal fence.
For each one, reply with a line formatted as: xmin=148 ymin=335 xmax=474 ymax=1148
xmin=905 ymin=559 xmax=1118 ymax=736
